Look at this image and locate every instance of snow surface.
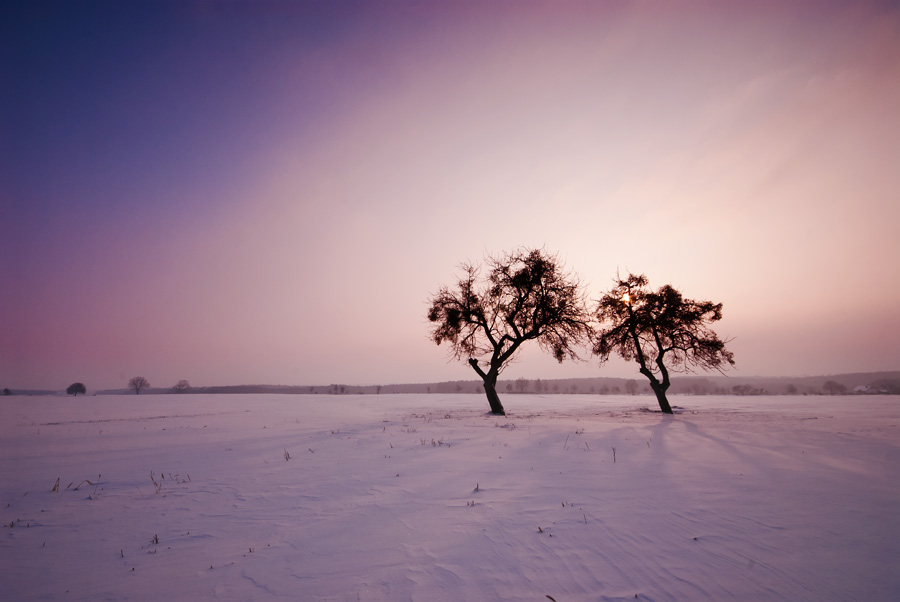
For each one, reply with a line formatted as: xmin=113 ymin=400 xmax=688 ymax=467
xmin=1 ymin=394 xmax=898 ymax=601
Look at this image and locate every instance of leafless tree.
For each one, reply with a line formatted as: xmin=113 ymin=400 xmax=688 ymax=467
xmin=172 ymin=380 xmax=191 ymax=393
xmin=515 ymin=378 xmax=530 ymax=393
xmin=624 ymin=379 xmax=638 ymax=395
xmin=427 ymin=248 xmax=593 ymax=415
xmin=128 ymin=376 xmax=150 ymax=395
xmin=823 ymin=380 xmax=847 ymax=395
xmin=593 ymin=273 xmax=734 ymax=414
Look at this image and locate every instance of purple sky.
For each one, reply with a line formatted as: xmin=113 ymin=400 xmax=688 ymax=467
xmin=2 ymin=1 xmax=899 ymax=391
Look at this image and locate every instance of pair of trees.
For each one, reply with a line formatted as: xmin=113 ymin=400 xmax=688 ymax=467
xmin=130 ymin=378 xmax=192 ymax=394
xmin=427 ymin=248 xmax=734 ymax=415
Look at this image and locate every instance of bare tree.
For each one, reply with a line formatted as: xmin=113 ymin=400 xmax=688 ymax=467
xmin=172 ymin=380 xmax=191 ymax=393
xmin=823 ymin=380 xmax=847 ymax=395
xmin=128 ymin=376 xmax=150 ymax=395
xmin=593 ymin=273 xmax=734 ymax=414
xmin=427 ymin=248 xmax=593 ymax=415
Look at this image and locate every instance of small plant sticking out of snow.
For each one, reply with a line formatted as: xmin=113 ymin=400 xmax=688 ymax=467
xmin=150 ymin=472 xmax=163 ymax=494
xmin=51 ymin=477 xmax=59 ymax=492
xmin=283 ymin=449 xmax=291 ymax=461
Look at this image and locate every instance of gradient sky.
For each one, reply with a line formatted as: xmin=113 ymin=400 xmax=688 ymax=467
xmin=2 ymin=0 xmax=899 ymax=391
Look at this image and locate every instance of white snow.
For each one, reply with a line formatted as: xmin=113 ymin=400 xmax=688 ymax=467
xmin=2 ymin=394 xmax=898 ymax=601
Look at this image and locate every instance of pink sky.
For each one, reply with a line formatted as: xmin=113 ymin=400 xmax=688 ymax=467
xmin=2 ymin=1 xmax=899 ymax=390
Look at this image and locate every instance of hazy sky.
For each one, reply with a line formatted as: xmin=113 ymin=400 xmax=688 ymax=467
xmin=2 ymin=0 xmax=899 ymax=391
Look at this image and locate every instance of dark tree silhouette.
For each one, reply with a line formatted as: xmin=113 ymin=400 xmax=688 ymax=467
xmin=823 ymin=380 xmax=846 ymax=395
xmin=128 ymin=376 xmax=150 ymax=395
xmin=172 ymin=379 xmax=191 ymax=393
xmin=427 ymin=248 xmax=593 ymax=415
xmin=67 ymin=382 xmax=86 ymax=396
xmin=593 ymin=273 xmax=734 ymax=414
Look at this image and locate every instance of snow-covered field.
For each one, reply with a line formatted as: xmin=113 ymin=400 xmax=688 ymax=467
xmin=1 ymin=393 xmax=897 ymax=601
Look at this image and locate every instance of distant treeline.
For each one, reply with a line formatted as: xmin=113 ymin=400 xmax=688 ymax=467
xmin=4 ymin=372 xmax=898 ymax=397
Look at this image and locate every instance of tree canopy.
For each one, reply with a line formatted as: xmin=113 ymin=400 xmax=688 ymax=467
xmin=593 ymin=273 xmax=734 ymax=413
xmin=128 ymin=376 xmax=150 ymax=395
xmin=428 ymin=248 xmax=592 ymax=414
xmin=67 ymin=382 xmax=86 ymax=396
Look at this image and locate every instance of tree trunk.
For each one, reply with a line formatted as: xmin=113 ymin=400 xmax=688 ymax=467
xmin=639 ymin=366 xmax=673 ymax=414
xmin=468 ymin=358 xmax=505 ymax=415
xmin=650 ymin=382 xmax=673 ymax=414
xmin=482 ymin=379 xmax=506 ymax=415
